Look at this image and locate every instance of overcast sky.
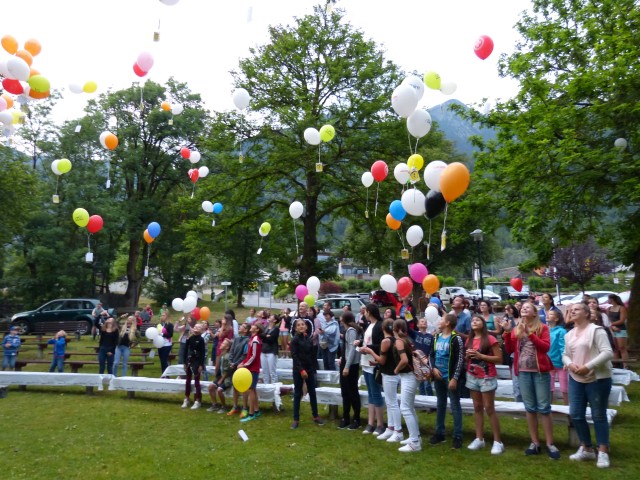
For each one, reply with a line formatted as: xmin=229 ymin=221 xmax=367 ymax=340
xmin=4 ymin=0 xmax=532 ymax=122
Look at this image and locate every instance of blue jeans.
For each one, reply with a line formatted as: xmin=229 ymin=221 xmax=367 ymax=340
xmin=49 ymin=356 xmax=64 ymax=372
xmin=158 ymin=345 xmax=173 ymax=375
xmin=433 ymin=376 xmax=463 ymax=439
xmin=292 ymin=370 xmax=318 ymax=421
xmin=113 ymin=346 xmax=131 ymax=377
xmin=98 ymin=347 xmax=115 ymax=374
xmin=569 ymin=376 xmax=612 ymax=448
xmin=322 ymin=348 xmax=337 ymax=371
xmin=2 ymin=354 xmax=17 ymax=370
xmin=363 ymin=370 xmax=385 ymax=407
xmin=519 ymin=371 xmax=551 ymax=414
xmin=418 ymin=380 xmax=434 ymax=396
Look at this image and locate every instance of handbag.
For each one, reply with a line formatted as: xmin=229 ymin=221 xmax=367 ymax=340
xmin=412 ymin=349 xmax=433 ymax=382
xmin=373 ymin=365 xmax=383 ymax=385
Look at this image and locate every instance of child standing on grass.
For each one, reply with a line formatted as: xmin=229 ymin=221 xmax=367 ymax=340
xmin=2 ymin=326 xmax=21 ymax=371
xmin=409 ymin=317 xmax=434 ymax=395
xmin=207 ymin=338 xmax=232 ymax=413
xmin=48 ymin=330 xmax=67 ymax=372
xmin=182 ymin=322 xmax=206 ymax=410
xmin=547 ymin=309 xmax=568 ymax=405
xmin=238 ymin=323 xmax=263 ymax=423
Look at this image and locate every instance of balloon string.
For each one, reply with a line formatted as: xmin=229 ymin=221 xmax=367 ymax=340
xmin=407 ymin=131 xmax=412 ymax=156
xmin=317 ymin=144 xmax=321 ymax=167
xmin=428 ymin=219 xmax=432 ymax=254
xmin=374 ymin=182 xmax=380 ymax=217
xmin=146 ymin=247 xmax=150 ymax=268
xmin=293 ymin=218 xmax=299 ymax=255
xmin=414 ymin=137 xmax=419 ymax=155
xmin=442 ymin=203 xmax=449 ymax=232
xmin=55 ymin=176 xmax=59 ymax=195
xmin=366 ymin=187 xmax=369 ymax=216
xmin=397 ymin=229 xmax=406 ymax=250
xmin=87 ymin=234 xmax=91 ymax=253
xmin=191 ymin=183 xmax=196 ymax=199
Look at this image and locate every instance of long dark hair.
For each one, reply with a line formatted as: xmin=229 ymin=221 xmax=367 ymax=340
xmin=366 ymin=303 xmax=383 ymax=323
xmin=341 ymin=311 xmax=363 ymax=336
xmin=467 ymin=314 xmax=490 ymax=353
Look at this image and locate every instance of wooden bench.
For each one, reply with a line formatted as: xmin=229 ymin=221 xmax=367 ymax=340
xmin=66 ymin=360 xmax=153 ymax=376
xmin=0 ymin=371 xmax=112 ymax=394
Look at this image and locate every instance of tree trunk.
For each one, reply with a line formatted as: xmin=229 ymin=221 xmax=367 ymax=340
xmin=300 ymin=171 xmax=319 ymax=285
xmin=124 ymin=239 xmax=142 ymax=309
xmin=236 ymin=286 xmax=245 ymax=308
xmin=628 ymin=249 xmax=640 ymax=349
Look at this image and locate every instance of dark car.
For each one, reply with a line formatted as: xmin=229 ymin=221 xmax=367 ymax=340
xmin=370 ymin=290 xmax=399 ymax=307
xmin=11 ymin=299 xmax=116 ymax=335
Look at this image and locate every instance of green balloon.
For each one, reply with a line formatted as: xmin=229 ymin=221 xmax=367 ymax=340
xmin=424 ymin=71 xmax=441 ymax=90
xmin=260 ymin=222 xmax=271 ymax=235
xmin=57 ymin=158 xmax=72 ymax=174
xmin=319 ymin=124 xmax=335 ymax=142
xmin=303 ymin=294 xmax=316 ymax=306
xmin=72 ymin=208 xmax=90 ymax=227
xmin=28 ymin=75 xmax=50 ymax=93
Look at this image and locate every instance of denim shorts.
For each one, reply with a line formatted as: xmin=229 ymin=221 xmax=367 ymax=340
xmin=518 ymin=371 xmax=552 ymax=414
xmin=250 ymin=371 xmax=260 ymax=389
xmin=363 ymin=370 xmax=385 ymax=407
xmin=466 ymin=375 xmax=497 ymax=393
xmin=613 ymin=329 xmax=628 ymax=338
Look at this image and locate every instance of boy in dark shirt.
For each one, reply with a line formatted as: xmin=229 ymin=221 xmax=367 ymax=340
xmin=182 ymin=323 xmax=206 ymax=410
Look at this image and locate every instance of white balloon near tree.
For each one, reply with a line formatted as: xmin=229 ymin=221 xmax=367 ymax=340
xmin=306 ymin=276 xmax=321 ymax=294
xmin=202 ymin=201 xmax=213 ymax=213
xmin=424 ymin=160 xmax=447 ymax=192
xmin=425 ymin=305 xmax=440 ymax=323
xmin=145 ymin=327 xmax=158 ymax=340
xmin=186 ymin=290 xmax=198 ymax=299
xmin=189 ymin=151 xmax=201 ymax=164
xmin=171 ymin=103 xmax=184 ymax=115
xmin=401 ymin=75 xmax=425 ymax=101
xmin=198 ymin=166 xmax=209 ymax=177
xmin=391 ymin=84 xmax=419 ymax=118
xmin=361 ymin=171 xmax=374 ymax=188
xmin=232 ymin=88 xmax=251 ymax=110
xmin=171 ymin=298 xmax=184 ymax=312
xmin=401 ymin=188 xmax=426 ymax=216
xmin=380 ymin=274 xmax=398 ymax=293
xmin=440 ymin=81 xmax=457 ymax=95
xmin=394 ymin=162 xmax=410 ymax=185
xmin=183 ymin=295 xmax=197 ymax=313
xmin=289 ymin=201 xmax=304 ymax=219
xmin=153 ymin=335 xmax=165 ymax=348
xmin=614 ymin=138 xmax=628 ymax=149
xmin=407 ymin=109 xmax=432 ymax=138
xmin=406 ymin=225 xmax=424 ymax=247
xmin=303 ymin=127 xmax=321 ymax=146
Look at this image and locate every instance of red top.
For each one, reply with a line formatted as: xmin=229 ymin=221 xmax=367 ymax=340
xmin=503 ymin=324 xmax=552 ymax=375
xmin=241 ymin=334 xmax=262 ymax=373
xmin=467 ymin=335 xmax=498 ymax=378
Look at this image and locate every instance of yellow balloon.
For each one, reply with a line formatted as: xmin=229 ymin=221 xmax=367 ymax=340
xmin=424 ymin=71 xmax=441 ymax=90
xmin=232 ymin=367 xmax=252 ymax=393
xmin=319 ymin=124 xmax=335 ymax=142
xmin=57 ymin=158 xmax=72 ymax=174
xmin=260 ymin=222 xmax=271 ymax=234
xmin=303 ymin=294 xmax=316 ymax=306
xmin=72 ymin=208 xmax=90 ymax=227
xmin=83 ymin=81 xmax=97 ymax=93
xmin=407 ymin=154 xmax=424 ymax=171
xmin=11 ymin=110 xmax=24 ymax=124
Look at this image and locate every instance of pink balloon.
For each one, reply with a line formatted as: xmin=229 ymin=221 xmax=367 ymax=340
xmin=295 ymin=284 xmax=309 ymax=301
xmin=408 ymin=263 xmax=428 ymax=284
xmin=397 ymin=277 xmax=413 ymax=298
xmin=136 ymin=52 xmax=154 ymax=72
xmin=474 ymin=35 xmax=494 ymax=60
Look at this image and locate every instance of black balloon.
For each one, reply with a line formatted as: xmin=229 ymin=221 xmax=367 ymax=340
xmin=424 ymin=190 xmax=446 ymax=220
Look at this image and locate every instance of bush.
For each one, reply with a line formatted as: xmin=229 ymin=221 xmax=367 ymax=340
xmin=443 ymin=276 xmax=456 ymax=287
xmin=320 ymin=281 xmax=342 ymax=295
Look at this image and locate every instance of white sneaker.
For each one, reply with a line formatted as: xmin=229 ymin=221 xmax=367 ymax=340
xmin=468 ymin=438 xmax=485 ymax=450
xmin=400 ymin=438 xmax=412 ymax=445
xmin=206 ymin=405 xmax=216 ymax=412
xmin=181 ymin=399 xmax=189 ymax=409
xmin=377 ymin=428 xmax=394 ymax=441
xmin=398 ymin=441 xmax=422 ymax=452
xmin=570 ymin=446 xmax=597 ymax=461
xmin=597 ymin=451 xmax=610 ymax=468
xmin=491 ymin=441 xmax=505 ymax=455
xmin=386 ymin=431 xmax=404 ymax=443
xmin=190 ymin=401 xmax=201 ymax=410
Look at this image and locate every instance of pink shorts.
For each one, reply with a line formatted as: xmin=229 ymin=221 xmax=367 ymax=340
xmin=549 ymin=367 xmax=568 ymax=394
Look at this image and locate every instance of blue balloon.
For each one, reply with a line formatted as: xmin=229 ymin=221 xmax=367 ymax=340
xmin=430 ymin=296 xmax=442 ymax=307
xmin=147 ymin=222 xmax=161 ymax=238
xmin=213 ymin=202 xmax=223 ymax=214
xmin=389 ymin=200 xmax=406 ymax=221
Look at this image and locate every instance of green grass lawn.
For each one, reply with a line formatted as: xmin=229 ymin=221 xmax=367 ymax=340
xmin=1 ymin=336 xmax=638 ymax=479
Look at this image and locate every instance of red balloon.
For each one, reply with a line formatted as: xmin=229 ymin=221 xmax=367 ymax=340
xmin=510 ymin=277 xmax=523 ymax=292
xmin=2 ymin=78 xmax=23 ymax=95
xmin=133 ymin=63 xmax=147 ymax=77
xmin=371 ymin=160 xmax=388 ymax=182
xmin=180 ymin=147 xmax=191 ymax=159
xmin=397 ymin=276 xmax=413 ymax=298
xmin=191 ymin=307 xmax=201 ymax=321
xmin=188 ymin=169 xmax=199 ymax=183
xmin=474 ymin=35 xmax=494 ymax=60
xmin=87 ymin=215 xmax=104 ymax=234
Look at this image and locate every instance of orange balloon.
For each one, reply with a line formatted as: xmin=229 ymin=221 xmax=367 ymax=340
xmin=199 ymin=306 xmax=211 ymax=321
xmin=422 ymin=274 xmax=440 ymax=295
xmin=29 ymin=89 xmax=50 ymax=100
xmin=105 ymin=133 xmax=118 ymax=150
xmin=23 ymin=38 xmax=41 ymax=57
xmin=161 ymin=101 xmax=171 ymax=111
xmin=29 ymin=67 xmax=40 ymax=78
xmin=439 ymin=162 xmax=470 ymax=203
xmin=386 ymin=213 xmax=401 ymax=230
xmin=15 ymin=49 xmax=33 ymax=66
xmin=143 ymin=229 xmax=154 ymax=244
xmin=1 ymin=35 xmax=18 ymax=55
xmin=1 ymin=93 xmax=14 ymax=109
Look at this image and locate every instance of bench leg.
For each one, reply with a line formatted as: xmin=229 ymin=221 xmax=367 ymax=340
xmin=86 ymin=386 xmax=95 ymax=395
xmin=329 ymin=405 xmax=338 ymax=420
xmin=127 ymin=391 xmax=136 ymax=399
xmin=19 ymin=385 xmax=26 ymax=391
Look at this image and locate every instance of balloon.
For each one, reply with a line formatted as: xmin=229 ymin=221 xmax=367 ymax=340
xmin=171 ymin=298 xmax=184 ymax=311
xmin=143 ymin=229 xmax=154 ymax=244
xmin=386 ymin=213 xmax=401 ymax=230
xmin=189 ymin=169 xmax=199 ymax=183
xmin=319 ymin=124 xmax=335 ymax=142
xmin=371 ymin=160 xmax=388 ymax=182
xmin=614 ymin=138 xmax=628 ymax=149
xmin=422 ymin=274 xmax=440 ymax=295
xmin=391 ymin=84 xmax=418 ymax=118
xmin=1 ymin=35 xmax=18 ymax=55
xmin=50 ymin=160 xmax=61 ymax=175
xmin=83 ymin=81 xmax=98 ymax=93
xmin=190 ymin=151 xmax=201 ymax=163
xmin=160 ymin=0 xmax=180 ymax=4
xmin=401 ymin=189 xmax=426 ymax=216
xmin=439 ymin=162 xmax=470 ymax=203
xmin=232 ymin=367 xmax=252 ymax=393
xmin=183 ymin=295 xmax=197 ymax=313
xmin=24 ymin=38 xmax=42 ymax=57
xmin=401 ymin=75 xmax=425 ymax=101
xmin=397 ymin=277 xmax=413 ymax=298
xmin=171 ymin=103 xmax=183 ymax=115
xmin=2 ymin=78 xmax=23 ymax=95
xmin=474 ymin=35 xmax=494 ymax=60
xmin=393 ymin=163 xmax=410 ymax=185
xmin=0 ymin=97 xmax=6 ymax=112
xmin=202 ymin=201 xmax=213 ymax=213
xmin=260 ymin=222 xmax=271 ymax=235
xmin=389 ymin=200 xmax=406 ymax=221
xmin=440 ymin=81 xmax=457 ymax=95
xmin=133 ymin=63 xmax=147 ymax=77
xmin=69 ymin=83 xmax=83 ymax=94
xmin=145 ymin=327 xmax=159 ymax=340
xmin=510 ymin=277 xmax=523 ymax=292
xmin=424 ymin=190 xmax=447 ymax=220
xmin=425 ymin=306 xmax=440 ymax=323
xmin=406 ymin=225 xmax=424 ymax=247
xmin=0 ymin=110 xmax=14 ymax=125
xmin=213 ymin=203 xmax=223 ymax=214
xmin=72 ymin=208 xmax=90 ymax=227
xmin=361 ymin=171 xmax=374 ymax=188
xmin=161 ymin=101 xmax=171 ymax=111
xmin=180 ymin=147 xmax=191 ymax=159
xmin=409 ymin=263 xmax=428 ymax=284
xmin=153 ymin=335 xmax=165 ymax=348
xmin=289 ymin=201 xmax=304 ymax=219
xmin=306 ymin=276 xmax=320 ymax=295
xmin=295 ymin=284 xmax=309 ymax=301
xmin=137 ymin=51 xmax=154 ymax=72
xmin=1 ymin=93 xmax=13 ymax=109
xmin=147 ymin=222 xmax=161 ymax=238
xmin=424 ymin=71 xmax=441 ymax=90
xmin=186 ymin=290 xmax=198 ymax=299
xmin=303 ymin=294 xmax=316 ymax=306
xmin=29 ymin=89 xmax=50 ymax=100
xmin=6 ymin=57 xmax=30 ymax=81
xmin=232 ymin=89 xmax=251 ymax=110
xmin=28 ymin=75 xmax=50 ymax=93
xmin=380 ymin=274 xmax=398 ymax=293
xmin=57 ymin=159 xmax=72 ymax=174
xmin=303 ymin=127 xmax=321 ymax=146
xmin=424 ymin=160 xmax=447 ymax=192
xmin=198 ymin=166 xmax=209 ymax=177
xmin=191 ymin=307 xmax=201 ymax=321
xmin=104 ymin=133 xmax=118 ymax=150
xmin=407 ymin=154 xmax=424 ymax=172
xmin=407 ymin=109 xmax=432 ymax=138
xmin=87 ymin=215 xmax=104 ymax=234
xmin=200 ymin=306 xmax=211 ymax=321
xmin=15 ymin=50 xmax=33 ymax=67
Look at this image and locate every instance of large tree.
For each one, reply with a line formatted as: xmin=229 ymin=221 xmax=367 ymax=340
xmin=461 ymin=0 xmax=640 ymax=343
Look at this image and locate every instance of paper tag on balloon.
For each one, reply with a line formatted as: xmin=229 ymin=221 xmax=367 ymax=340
xmin=85 ymin=252 xmax=94 ymax=263
xmin=401 ymin=248 xmax=409 ymax=259
xmin=153 ymin=31 xmax=160 ymax=42
xmin=149 ymin=350 xmax=155 ymax=358
xmin=256 ymin=248 xmax=262 ymax=255
xmin=144 ymin=266 xmax=149 ymax=277
xmin=426 ymin=243 xmax=431 ymax=259
xmin=211 ymin=219 xmax=216 ymax=227
xmin=239 ymin=154 xmax=244 ymax=163
xmin=365 ymin=210 xmax=369 ymax=219
xmin=74 ymin=125 xmax=82 ymax=133
xmin=168 ymin=118 xmax=173 ymax=126
xmin=52 ymin=194 xmax=60 ymax=204
xmin=316 ymin=162 xmax=323 ymax=172
xmin=238 ymin=429 xmax=249 ymax=442
xmin=106 ymin=179 xmax=111 ymax=189
xmin=405 ymin=311 xmax=413 ymax=321
xmin=409 ymin=168 xmax=420 ymax=184
xmin=441 ymin=231 xmax=447 ymax=252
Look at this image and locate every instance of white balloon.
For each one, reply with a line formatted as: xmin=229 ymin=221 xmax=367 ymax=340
xmin=401 ymin=75 xmax=425 ymax=101
xmin=198 ymin=166 xmax=209 ymax=177
xmin=0 ymin=111 xmax=13 ymax=125
xmin=440 ymin=81 xmax=457 ymax=95
xmin=303 ymin=127 xmax=321 ymax=146
xmin=393 ymin=163 xmax=410 ymax=185
xmin=171 ymin=297 xmax=184 ymax=312
xmin=306 ymin=276 xmax=321 ymax=295
xmin=145 ymin=327 xmax=159 ymax=340
xmin=202 ymin=201 xmax=213 ymax=213
xmin=69 ymin=83 xmax=83 ymax=94
xmin=401 ymin=188 xmax=426 ymax=216
xmin=406 ymin=225 xmax=424 ymax=247
xmin=189 ymin=151 xmax=201 ymax=164
xmin=0 ymin=60 xmax=9 ymax=78
xmin=232 ymin=88 xmax=251 ymax=110
xmin=99 ymin=131 xmax=110 ymax=149
xmin=259 ymin=226 xmax=269 ymax=237
xmin=159 ymin=0 xmax=180 ymax=5
xmin=424 ymin=160 xmax=447 ymax=192
xmin=361 ymin=171 xmax=374 ymax=188
xmin=183 ymin=295 xmax=197 ymax=313
xmin=407 ymin=109 xmax=432 ymax=139
xmin=0 ymin=97 xmax=7 ymax=112
xmin=614 ymin=138 xmax=628 ymax=149
xmin=425 ymin=305 xmax=440 ymax=323
xmin=6 ymin=57 xmax=30 ymax=81
xmin=171 ymin=103 xmax=184 ymax=115
xmin=380 ymin=274 xmax=398 ymax=293
xmin=289 ymin=201 xmax=304 ymax=219
xmin=391 ymin=84 xmax=419 ymax=118
xmin=50 ymin=159 xmax=62 ymax=175
xmin=153 ymin=335 xmax=165 ymax=348
xmin=186 ymin=290 xmax=198 ymax=299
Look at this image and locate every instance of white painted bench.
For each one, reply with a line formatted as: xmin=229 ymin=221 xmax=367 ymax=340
xmin=162 ymin=365 xmax=342 ymax=385
xmin=0 ymin=371 xmax=112 ymax=394
xmin=495 ymin=365 xmax=638 ymax=385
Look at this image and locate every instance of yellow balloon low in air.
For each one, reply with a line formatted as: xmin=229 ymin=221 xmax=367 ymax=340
xmin=73 ymin=208 xmax=90 ymax=227
xmin=57 ymin=158 xmax=72 ymax=174
xmin=319 ymin=124 xmax=335 ymax=142
xmin=407 ymin=154 xmax=424 ymax=171
xmin=83 ymin=81 xmax=97 ymax=93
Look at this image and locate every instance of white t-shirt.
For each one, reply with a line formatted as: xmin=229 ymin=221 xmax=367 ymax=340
xmin=361 ymin=323 xmax=376 ymax=374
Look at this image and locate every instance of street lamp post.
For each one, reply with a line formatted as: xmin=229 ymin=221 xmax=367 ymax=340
xmin=551 ymin=237 xmax=562 ymax=304
xmin=470 ymin=229 xmax=484 ymax=301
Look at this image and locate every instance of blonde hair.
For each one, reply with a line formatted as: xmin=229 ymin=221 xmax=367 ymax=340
xmin=119 ymin=316 xmax=138 ymax=341
xmin=515 ymin=301 xmax=541 ymax=339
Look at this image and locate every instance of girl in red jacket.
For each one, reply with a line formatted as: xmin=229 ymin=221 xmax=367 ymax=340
xmin=502 ymin=301 xmax=560 ymax=460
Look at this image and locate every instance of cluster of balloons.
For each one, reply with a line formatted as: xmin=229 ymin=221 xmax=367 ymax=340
xmin=474 ymin=35 xmax=494 ymax=60
xmin=0 ymin=35 xmax=50 ymax=100
xmin=51 ymin=159 xmax=72 ymax=176
xmin=0 ymin=94 xmax=20 ymax=130
xmin=232 ymin=88 xmax=251 ymax=110
xmin=99 ymin=131 xmax=118 ymax=150
xmin=180 ymin=147 xmax=201 ymax=164
xmin=161 ymin=100 xmax=184 ymax=116
xmin=188 ymin=168 xmax=201 ymax=183
xmin=258 ymin=222 xmax=271 ymax=237
xmin=143 ymin=221 xmax=161 ymax=244
xmin=294 ymin=276 xmax=321 ymax=306
xmin=303 ymin=125 xmax=336 ymax=145
xmin=68 ymin=81 xmax=97 ymax=94
xmin=171 ymin=291 xmax=199 ymax=314
xmin=72 ymin=208 xmax=104 ymax=234
xmin=423 ymin=71 xmax=457 ymax=97
xmin=202 ymin=200 xmax=223 ymax=226
xmin=379 ymin=270 xmax=440 ymax=299
xmin=391 ymin=78 xmax=435 ymax=138
xmin=133 ymin=51 xmax=154 ymax=77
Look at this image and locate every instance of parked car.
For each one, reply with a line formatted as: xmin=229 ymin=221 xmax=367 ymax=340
xmin=486 ymin=283 xmax=530 ymax=301
xmin=553 ymin=294 xmax=576 ymax=305
xmin=468 ymin=289 xmax=501 ymax=302
xmin=11 ymin=299 xmax=116 ymax=335
xmin=438 ymin=286 xmax=473 ymax=305
xmin=563 ymin=290 xmax=616 ymax=305
xmin=598 ymin=291 xmax=630 ymax=311
xmin=357 ymin=292 xmax=371 ymax=303
xmin=315 ymin=297 xmax=366 ymax=318
xmin=370 ymin=290 xmax=399 ymax=307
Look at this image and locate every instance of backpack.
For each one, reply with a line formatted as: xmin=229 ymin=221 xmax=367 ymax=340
xmin=412 ymin=348 xmax=433 ymax=382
